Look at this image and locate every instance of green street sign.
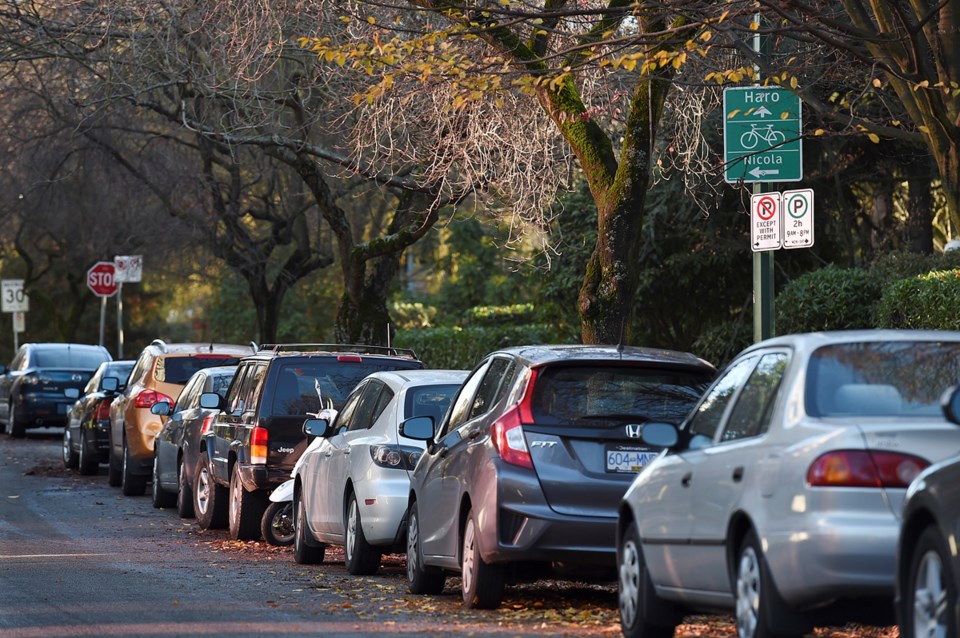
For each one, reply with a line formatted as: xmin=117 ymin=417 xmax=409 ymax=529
xmin=724 ymin=87 xmax=802 ymax=183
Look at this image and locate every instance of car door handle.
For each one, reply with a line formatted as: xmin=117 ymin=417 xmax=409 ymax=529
xmin=324 ymin=450 xmax=333 ymax=457
xmin=732 ymin=467 xmax=744 ymax=482
xmin=466 ymin=428 xmax=480 ymax=440
xmin=681 ymin=472 xmax=692 ymax=487
xmin=342 ymin=448 xmax=350 ymax=455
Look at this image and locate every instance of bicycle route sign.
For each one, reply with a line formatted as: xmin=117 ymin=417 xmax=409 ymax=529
xmin=723 ymin=86 xmax=802 ymax=183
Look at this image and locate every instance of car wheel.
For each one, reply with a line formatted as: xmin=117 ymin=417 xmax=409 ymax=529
xmin=406 ymin=501 xmax=445 ymax=595
xmin=261 ymin=500 xmax=294 ymax=547
xmin=193 ymin=451 xmax=227 ymax=530
xmin=293 ymin=489 xmax=326 ymax=564
xmin=9 ymin=403 xmax=25 ymax=438
xmin=120 ymin=439 xmax=147 ymax=496
xmin=77 ymin=429 xmax=98 ymax=476
xmin=735 ymin=529 xmax=805 ymax=638
xmin=151 ymin=452 xmax=176 ymax=509
xmin=176 ymin=460 xmax=194 ymax=518
xmin=62 ymin=428 xmax=79 ymax=469
xmin=228 ymin=463 xmax=267 ymax=541
xmin=618 ymin=521 xmax=678 ymax=638
xmin=903 ymin=526 xmax=957 ymax=638
xmin=344 ymin=492 xmax=381 ymax=575
xmin=461 ymin=507 xmax=504 ymax=609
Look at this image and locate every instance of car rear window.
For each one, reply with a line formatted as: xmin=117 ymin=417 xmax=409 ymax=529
xmin=34 ymin=349 xmax=110 ymax=369
xmin=530 ymin=364 xmax=713 ymax=426
xmin=807 ymin=341 xmax=960 ymax=417
xmin=274 ymin=359 xmax=422 ymax=414
xmin=404 ymin=384 xmax=461 ymax=424
xmin=156 ymin=356 xmax=242 ymax=385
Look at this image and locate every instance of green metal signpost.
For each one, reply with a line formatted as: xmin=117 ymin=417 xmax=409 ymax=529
xmin=724 ymin=87 xmax=802 ymax=183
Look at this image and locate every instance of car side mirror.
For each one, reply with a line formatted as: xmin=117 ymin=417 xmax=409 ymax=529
xmin=303 ymin=418 xmax=331 ymax=438
xmin=640 ymin=422 xmax=679 ymax=448
xmin=199 ymin=392 xmax=222 ymax=410
xmin=151 ymin=401 xmax=171 ymax=417
xmin=400 ymin=416 xmax=435 ymax=442
xmin=100 ymin=376 xmax=119 ymax=393
xmin=942 ymin=385 xmax=960 ymax=425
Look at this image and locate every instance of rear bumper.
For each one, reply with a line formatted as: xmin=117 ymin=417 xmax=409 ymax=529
xmin=353 ymin=475 xmax=410 ymax=547
xmin=237 ymin=463 xmax=288 ymax=492
xmin=17 ymin=394 xmax=72 ymax=428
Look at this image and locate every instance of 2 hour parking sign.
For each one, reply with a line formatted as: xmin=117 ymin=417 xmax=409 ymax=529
xmin=782 ymin=189 xmax=815 ymax=249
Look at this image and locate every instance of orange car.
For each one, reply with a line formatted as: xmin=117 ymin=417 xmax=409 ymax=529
xmin=108 ymin=339 xmax=254 ymax=495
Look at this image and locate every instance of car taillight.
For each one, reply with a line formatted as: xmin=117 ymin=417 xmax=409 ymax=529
xmin=200 ymin=413 xmax=216 ymax=437
xmin=94 ymin=399 xmax=111 ymax=421
xmin=251 ymin=426 xmax=268 ymax=464
xmin=807 ymin=450 xmax=929 ymax=488
xmin=134 ymin=389 xmax=174 ymax=409
xmin=492 ymin=405 xmax=532 ymax=469
xmin=370 ymin=444 xmax=422 ymax=470
xmin=337 ymin=355 xmax=362 ymax=362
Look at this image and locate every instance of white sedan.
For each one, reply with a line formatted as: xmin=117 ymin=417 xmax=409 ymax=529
xmin=292 ymin=369 xmax=467 ymax=574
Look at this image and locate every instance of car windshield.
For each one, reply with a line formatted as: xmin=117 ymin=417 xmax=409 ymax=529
xmin=34 ymin=348 xmax=109 ymax=369
xmin=273 ymin=360 xmax=421 ymax=414
xmin=530 ymin=364 xmax=713 ymax=426
xmin=806 ymin=341 xmax=960 ymax=417
xmin=157 ymin=356 xmax=242 ymax=385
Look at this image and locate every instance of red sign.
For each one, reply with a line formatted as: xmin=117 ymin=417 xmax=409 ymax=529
xmin=87 ymin=261 xmax=118 ymax=297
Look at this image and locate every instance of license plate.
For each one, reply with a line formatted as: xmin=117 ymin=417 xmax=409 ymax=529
xmin=605 ymin=445 xmax=657 ymax=473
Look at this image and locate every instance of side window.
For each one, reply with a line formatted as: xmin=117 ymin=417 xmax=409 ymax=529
xmin=442 ymin=360 xmax=493 ymax=438
xmin=468 ymin=358 xmax=516 ymax=420
xmin=686 ymin=356 xmax=758 ymax=443
xmin=244 ymin=364 xmax=267 ymax=414
xmin=227 ymin=365 xmax=253 ymax=413
xmin=346 ymin=381 xmax=389 ymax=433
xmin=175 ymin=376 xmax=202 ymax=412
xmin=128 ymin=353 xmax=152 ymax=386
xmin=84 ymin=369 xmax=101 ymax=394
xmin=335 ymin=382 xmax=367 ymax=432
xmin=370 ymin=385 xmax=395 ymax=425
xmin=721 ymin=353 xmax=789 ymax=442
xmin=9 ymin=347 xmax=24 ymax=371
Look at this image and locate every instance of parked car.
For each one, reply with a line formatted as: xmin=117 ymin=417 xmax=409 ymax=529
xmin=615 ymin=330 xmax=960 ymax=638
xmin=895 ymin=384 xmax=960 ymax=638
xmin=62 ymin=359 xmax=135 ymax=475
xmin=0 ymin=342 xmax=112 ymax=437
xmin=293 ymin=369 xmax=468 ymax=572
xmin=196 ymin=344 xmax=424 ymax=541
xmin=150 ymin=365 xmax=238 ymax=516
xmin=108 ymin=340 xmax=254 ymax=496
xmin=399 ymin=344 xmax=715 ymax=609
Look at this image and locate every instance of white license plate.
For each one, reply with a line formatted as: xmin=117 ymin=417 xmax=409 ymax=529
xmin=605 ymin=446 xmax=657 ymax=473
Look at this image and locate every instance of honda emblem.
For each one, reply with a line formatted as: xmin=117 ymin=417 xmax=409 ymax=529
xmin=625 ymin=424 xmax=643 ymax=439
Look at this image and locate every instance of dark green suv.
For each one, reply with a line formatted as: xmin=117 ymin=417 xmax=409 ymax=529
xmin=194 ymin=344 xmax=423 ymax=540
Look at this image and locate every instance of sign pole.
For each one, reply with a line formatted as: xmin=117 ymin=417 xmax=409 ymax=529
xmin=752 ymin=15 xmax=775 ymax=342
xmin=117 ymin=281 xmax=124 ymax=358
xmin=12 ymin=315 xmax=17 ymax=352
xmin=99 ymin=296 xmax=107 ymax=347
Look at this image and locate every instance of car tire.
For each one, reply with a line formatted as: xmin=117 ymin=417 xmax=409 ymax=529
xmin=176 ymin=460 xmax=194 ymax=518
xmin=62 ymin=428 xmax=79 ymax=469
xmin=121 ymin=439 xmax=147 ymax=496
xmin=194 ymin=451 xmax=227 ymax=530
xmin=107 ymin=451 xmax=123 ymax=487
xmin=77 ymin=429 xmax=98 ymax=476
xmin=344 ymin=492 xmax=381 ymax=575
xmin=9 ymin=403 xmax=25 ymax=438
xmin=406 ymin=501 xmax=445 ymax=595
xmin=293 ymin=489 xmax=326 ymax=564
xmin=902 ymin=525 xmax=957 ymax=638
xmin=228 ymin=463 xmax=267 ymax=541
xmin=151 ymin=453 xmax=176 ymax=509
xmin=261 ymin=500 xmax=294 ymax=547
xmin=461 ymin=507 xmax=504 ymax=609
xmin=735 ymin=529 xmax=807 ymax=638
xmin=618 ymin=521 xmax=679 ymax=638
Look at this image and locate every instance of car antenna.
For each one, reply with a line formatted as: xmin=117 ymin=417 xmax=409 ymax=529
xmin=616 ymin=319 xmax=626 ymax=358
xmin=208 ymin=343 xmax=214 ymax=353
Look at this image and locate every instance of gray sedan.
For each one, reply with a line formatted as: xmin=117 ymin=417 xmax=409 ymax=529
xmin=617 ymin=330 xmax=960 ymax=638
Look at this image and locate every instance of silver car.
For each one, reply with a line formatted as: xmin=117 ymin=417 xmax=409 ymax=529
xmin=292 ymin=369 xmax=468 ymax=574
xmin=616 ymin=330 xmax=960 ymax=638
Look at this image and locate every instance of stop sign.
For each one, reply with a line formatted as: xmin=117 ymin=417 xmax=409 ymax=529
xmin=87 ymin=261 xmax=118 ymax=297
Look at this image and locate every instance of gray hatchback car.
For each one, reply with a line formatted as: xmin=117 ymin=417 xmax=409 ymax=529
xmin=400 ymin=344 xmax=715 ymax=609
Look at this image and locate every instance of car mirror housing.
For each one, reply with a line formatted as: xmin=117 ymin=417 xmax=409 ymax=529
xmin=199 ymin=392 xmax=222 ymax=410
xmin=100 ymin=377 xmax=119 ymax=393
xmin=400 ymin=415 xmax=435 ymax=442
xmin=941 ymin=385 xmax=960 ymax=425
xmin=150 ymin=401 xmax=171 ymax=417
xmin=641 ymin=422 xmax=680 ymax=448
xmin=302 ymin=418 xmax=331 ymax=438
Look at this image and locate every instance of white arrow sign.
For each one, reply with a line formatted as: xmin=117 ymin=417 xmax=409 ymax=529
xmin=748 ymin=167 xmax=781 ymax=178
xmin=755 ymin=106 xmax=772 ymax=118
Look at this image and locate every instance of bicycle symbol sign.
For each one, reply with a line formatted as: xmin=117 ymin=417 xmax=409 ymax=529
xmin=724 ymin=87 xmax=802 ymax=183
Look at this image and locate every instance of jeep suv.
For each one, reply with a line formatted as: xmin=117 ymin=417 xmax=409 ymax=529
xmin=109 ymin=340 xmax=255 ymax=495
xmin=194 ymin=344 xmax=423 ymax=540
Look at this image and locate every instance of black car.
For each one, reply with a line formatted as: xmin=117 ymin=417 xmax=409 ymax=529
xmin=150 ymin=365 xmax=238 ymax=517
xmin=0 ymin=343 xmax=112 ymax=437
xmin=62 ymin=359 xmax=135 ymax=475
xmin=195 ymin=344 xmax=423 ymax=541
xmin=896 ymin=385 xmax=960 ymax=638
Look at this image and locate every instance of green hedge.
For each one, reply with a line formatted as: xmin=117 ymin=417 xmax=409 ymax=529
xmin=775 ymin=265 xmax=883 ymax=333
xmin=462 ymin=303 xmax=537 ymax=327
xmin=877 ymin=269 xmax=960 ymax=330
xmin=395 ymin=324 xmax=562 ymax=369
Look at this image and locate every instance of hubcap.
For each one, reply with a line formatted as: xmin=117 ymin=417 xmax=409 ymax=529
xmin=462 ymin=517 xmax=477 ymax=595
xmin=230 ymin=472 xmax=240 ymax=524
xmin=407 ymin=510 xmax=420 ymax=582
xmin=196 ymin=468 xmax=210 ymax=515
xmin=618 ymin=538 xmax=641 ymax=628
xmin=153 ymin=456 xmax=160 ymax=499
xmin=913 ymin=549 xmax=949 ymax=638
xmin=736 ymin=546 xmax=761 ymax=638
xmin=346 ymin=499 xmax=358 ymax=562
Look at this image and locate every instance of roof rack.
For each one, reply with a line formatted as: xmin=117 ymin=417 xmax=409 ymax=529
xmin=257 ymin=343 xmax=418 ymax=359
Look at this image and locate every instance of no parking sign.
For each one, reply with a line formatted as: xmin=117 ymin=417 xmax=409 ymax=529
xmin=751 ymin=192 xmax=782 ymax=252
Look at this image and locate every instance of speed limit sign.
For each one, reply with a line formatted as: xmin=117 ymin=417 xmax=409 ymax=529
xmin=1 ymin=279 xmax=28 ymax=313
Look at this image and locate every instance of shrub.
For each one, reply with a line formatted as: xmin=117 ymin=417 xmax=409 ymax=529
xmin=395 ymin=324 xmax=565 ymax=369
xmin=691 ymin=317 xmax=753 ymax=368
xmin=463 ymin=303 xmax=537 ymax=327
xmin=390 ymin=301 xmax=437 ymax=329
xmin=776 ymin=266 xmax=882 ymax=333
xmin=877 ymin=269 xmax=960 ymax=330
